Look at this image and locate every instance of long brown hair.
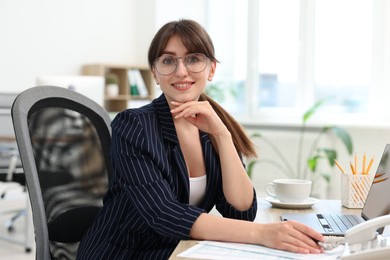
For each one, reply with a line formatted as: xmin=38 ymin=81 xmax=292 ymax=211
xmin=148 ymin=19 xmax=257 ymax=158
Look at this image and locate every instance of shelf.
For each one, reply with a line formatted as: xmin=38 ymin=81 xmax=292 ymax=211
xmin=103 ymin=95 xmax=128 ymax=101
xmin=82 ymin=64 xmax=154 ymax=112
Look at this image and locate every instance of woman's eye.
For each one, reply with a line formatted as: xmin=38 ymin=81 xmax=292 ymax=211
xmin=162 ymin=57 xmax=175 ymax=65
xmin=187 ymin=55 xmax=200 ymax=63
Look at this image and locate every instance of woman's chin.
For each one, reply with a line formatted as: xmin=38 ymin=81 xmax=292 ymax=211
xmin=173 ymin=94 xmax=200 ymax=103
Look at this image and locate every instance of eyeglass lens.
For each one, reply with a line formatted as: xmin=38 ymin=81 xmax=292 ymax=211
xmin=154 ymin=53 xmax=208 ymax=75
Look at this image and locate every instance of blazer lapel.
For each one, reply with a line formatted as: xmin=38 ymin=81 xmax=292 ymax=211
xmin=154 ymin=95 xmax=190 ymax=198
xmin=200 ymin=131 xmax=220 ymax=209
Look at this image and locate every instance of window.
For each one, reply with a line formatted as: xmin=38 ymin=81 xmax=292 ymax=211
xmin=313 ymin=0 xmax=372 ymax=113
xmin=207 ymin=0 xmax=390 ymax=125
xmin=206 ymin=0 xmax=248 ymax=114
xmin=257 ymin=0 xmax=300 ymax=108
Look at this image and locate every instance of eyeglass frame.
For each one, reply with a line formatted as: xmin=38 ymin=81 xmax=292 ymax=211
xmin=153 ymin=53 xmax=210 ymax=76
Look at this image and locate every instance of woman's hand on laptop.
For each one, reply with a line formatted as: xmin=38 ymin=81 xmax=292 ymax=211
xmin=258 ymin=221 xmax=325 ymax=254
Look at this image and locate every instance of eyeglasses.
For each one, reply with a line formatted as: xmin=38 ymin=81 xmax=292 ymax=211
xmin=153 ymin=53 xmax=209 ymax=76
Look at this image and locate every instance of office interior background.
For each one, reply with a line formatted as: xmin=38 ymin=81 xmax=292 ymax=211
xmin=1 ymin=0 xmax=390 ymax=202
xmin=1 ymin=0 xmax=390 ymax=257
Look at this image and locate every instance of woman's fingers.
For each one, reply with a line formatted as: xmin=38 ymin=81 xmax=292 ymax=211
xmin=260 ymin=221 xmax=324 ymax=254
xmin=170 ymin=101 xmax=227 ymax=136
xmin=170 ymin=101 xmax=209 ymax=118
xmin=284 ymin=233 xmax=322 ymax=254
xmin=283 ymin=221 xmax=324 ymax=253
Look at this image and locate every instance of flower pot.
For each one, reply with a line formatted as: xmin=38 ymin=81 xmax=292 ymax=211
xmin=106 ymin=84 xmax=119 ymax=97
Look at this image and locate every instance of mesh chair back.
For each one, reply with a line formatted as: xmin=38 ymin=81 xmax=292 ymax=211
xmin=12 ymin=86 xmax=112 ymax=260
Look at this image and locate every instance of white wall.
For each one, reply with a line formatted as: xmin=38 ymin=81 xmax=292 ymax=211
xmin=0 ymin=0 xmax=209 ymax=93
xmin=0 ymin=0 xmax=138 ymax=93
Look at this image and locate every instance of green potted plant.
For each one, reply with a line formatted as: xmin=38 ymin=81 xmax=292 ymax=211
xmin=105 ymin=73 xmax=119 ymax=97
xmin=246 ymin=97 xmax=353 ymax=186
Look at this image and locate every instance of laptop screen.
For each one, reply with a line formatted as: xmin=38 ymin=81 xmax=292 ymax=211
xmin=362 ymin=144 xmax=390 ymax=220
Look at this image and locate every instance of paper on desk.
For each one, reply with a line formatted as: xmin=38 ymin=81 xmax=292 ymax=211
xmin=177 ymin=240 xmax=343 ymax=260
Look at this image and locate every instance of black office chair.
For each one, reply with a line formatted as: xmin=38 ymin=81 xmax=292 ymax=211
xmin=11 ymin=86 xmax=112 ymax=260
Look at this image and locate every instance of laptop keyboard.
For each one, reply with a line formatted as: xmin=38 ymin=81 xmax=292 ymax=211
xmin=317 ymin=214 xmax=364 ymax=234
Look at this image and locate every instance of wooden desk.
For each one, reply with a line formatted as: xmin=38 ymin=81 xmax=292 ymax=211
xmin=169 ymin=198 xmax=361 ymax=260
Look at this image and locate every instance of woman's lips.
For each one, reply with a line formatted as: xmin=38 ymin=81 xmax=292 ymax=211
xmin=172 ymin=82 xmax=193 ymax=91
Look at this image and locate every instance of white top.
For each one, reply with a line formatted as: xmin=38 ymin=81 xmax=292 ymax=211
xmin=189 ymin=175 xmax=207 ymax=206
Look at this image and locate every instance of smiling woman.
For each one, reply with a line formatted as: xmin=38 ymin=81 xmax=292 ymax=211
xmin=76 ymin=19 xmax=328 ymax=259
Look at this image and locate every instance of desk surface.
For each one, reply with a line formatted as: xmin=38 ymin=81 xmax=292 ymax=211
xmin=169 ymin=199 xmax=361 ymax=260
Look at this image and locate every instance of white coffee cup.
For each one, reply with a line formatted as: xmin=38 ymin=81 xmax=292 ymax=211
xmin=265 ymin=178 xmax=312 ymax=203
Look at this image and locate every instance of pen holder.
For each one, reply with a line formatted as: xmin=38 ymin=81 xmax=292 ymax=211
xmin=341 ymin=174 xmax=372 ymax=208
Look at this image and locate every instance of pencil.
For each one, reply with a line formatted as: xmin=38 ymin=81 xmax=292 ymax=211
xmin=334 ymin=159 xmax=347 ymax=174
xmin=350 ymin=161 xmax=356 ymax=175
xmin=354 ymin=154 xmax=358 ymax=175
xmin=362 ymin=152 xmax=366 ymax=174
xmin=365 ymin=157 xmax=374 ymax=174
xmin=373 ymin=177 xmax=389 ymax=184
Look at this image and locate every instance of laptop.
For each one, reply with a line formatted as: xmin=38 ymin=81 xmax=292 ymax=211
xmin=281 ymin=144 xmax=390 ymax=236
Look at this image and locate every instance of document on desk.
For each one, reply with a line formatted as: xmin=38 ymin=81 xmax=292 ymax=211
xmin=177 ymin=241 xmax=343 ymax=260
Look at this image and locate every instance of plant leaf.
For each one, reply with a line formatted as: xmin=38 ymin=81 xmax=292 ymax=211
xmin=320 ymin=172 xmax=331 ymax=183
xmin=303 ymin=97 xmax=332 ymax=123
xmin=331 ymin=127 xmax=353 ymax=154
xmin=308 ymin=149 xmax=336 ymax=172
xmin=321 ymin=148 xmax=337 ymax=166
xmin=321 ymin=126 xmax=332 ymax=133
xmin=307 ymin=155 xmax=320 ymax=172
xmin=251 ymin=133 xmax=262 ymax=139
xmin=246 ymin=160 xmax=258 ymax=179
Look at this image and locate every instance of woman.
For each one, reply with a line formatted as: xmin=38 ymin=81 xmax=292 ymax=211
xmin=77 ymin=19 xmax=324 ymax=259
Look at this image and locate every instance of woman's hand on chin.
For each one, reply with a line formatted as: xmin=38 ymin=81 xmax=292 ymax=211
xmin=170 ymin=100 xmax=228 ymax=136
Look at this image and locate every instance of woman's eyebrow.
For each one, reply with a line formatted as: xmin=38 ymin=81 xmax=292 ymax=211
xmin=161 ymin=51 xmax=191 ymax=56
xmin=161 ymin=51 xmax=176 ymax=55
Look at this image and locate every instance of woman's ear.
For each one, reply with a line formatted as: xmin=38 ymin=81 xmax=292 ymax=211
xmin=152 ymin=68 xmax=159 ymax=85
xmin=207 ymin=61 xmax=217 ymax=81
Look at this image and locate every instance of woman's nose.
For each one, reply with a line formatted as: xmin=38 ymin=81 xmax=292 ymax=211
xmin=175 ymin=59 xmax=188 ymax=76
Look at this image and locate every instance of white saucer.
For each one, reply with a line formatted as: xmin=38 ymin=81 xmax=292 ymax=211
xmin=264 ymin=196 xmax=319 ymax=209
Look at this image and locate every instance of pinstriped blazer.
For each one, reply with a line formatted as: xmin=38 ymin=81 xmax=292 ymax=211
xmin=77 ymin=94 xmax=257 ymax=260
